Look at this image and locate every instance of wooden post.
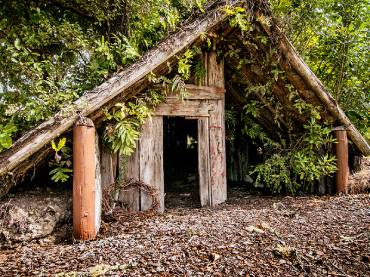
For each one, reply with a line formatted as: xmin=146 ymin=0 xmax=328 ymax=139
xmin=202 ymin=51 xmax=227 ymax=206
xmin=198 ymin=118 xmax=211 ymax=206
xmin=73 ymin=118 xmax=101 ymax=240
xmin=333 ymin=127 xmax=349 ymax=194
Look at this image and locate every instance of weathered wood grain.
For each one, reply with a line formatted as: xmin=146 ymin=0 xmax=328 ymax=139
xmin=119 ymin=147 xmax=141 ymax=211
xmin=139 ymin=116 xmax=164 ymax=212
xmin=198 ymin=118 xmax=211 ymax=206
xmin=155 ymin=100 xmax=211 ymax=117
xmin=100 ymin=144 xmax=117 ymax=188
xmin=166 ymin=85 xmax=225 ymax=100
xmin=206 ymin=52 xmax=227 ymax=206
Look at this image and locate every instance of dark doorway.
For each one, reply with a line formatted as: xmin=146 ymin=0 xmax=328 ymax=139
xmin=163 ymin=116 xmax=200 ymax=209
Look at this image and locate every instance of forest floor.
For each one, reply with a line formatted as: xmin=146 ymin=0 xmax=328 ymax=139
xmin=0 ymin=189 xmax=369 ymax=277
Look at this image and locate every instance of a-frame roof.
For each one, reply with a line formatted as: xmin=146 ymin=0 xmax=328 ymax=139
xmin=0 ymin=0 xmax=369 ymax=197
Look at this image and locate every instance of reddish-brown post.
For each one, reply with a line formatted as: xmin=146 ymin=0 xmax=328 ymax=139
xmin=334 ymin=127 xmax=349 ymax=194
xmin=73 ymin=117 xmax=98 ymax=240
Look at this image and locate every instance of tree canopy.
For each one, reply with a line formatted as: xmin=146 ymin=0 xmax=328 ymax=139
xmin=270 ymin=0 xmax=369 ymax=136
xmin=0 ymin=0 xmax=206 ymax=150
xmin=0 ymin=0 xmax=368 ymax=149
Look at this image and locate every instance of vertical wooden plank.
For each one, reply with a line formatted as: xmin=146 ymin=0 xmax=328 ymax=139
xmin=206 ymin=51 xmax=227 ymax=206
xmin=119 ymin=146 xmax=140 ymax=211
xmin=206 ymin=52 xmax=225 ymax=88
xmin=209 ymin=100 xmax=227 ymax=205
xmin=198 ymin=118 xmax=211 ymax=206
xmin=100 ymin=144 xmax=118 ymax=188
xmin=196 ymin=52 xmax=208 ymax=86
xmin=94 ymin=133 xmax=102 ymax=234
xmin=140 ymin=116 xmax=164 ymax=212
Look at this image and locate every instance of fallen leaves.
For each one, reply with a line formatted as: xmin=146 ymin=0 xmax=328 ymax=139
xmin=0 ymin=191 xmax=369 ymax=276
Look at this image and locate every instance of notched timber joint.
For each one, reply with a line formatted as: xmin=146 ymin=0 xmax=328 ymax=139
xmin=74 ymin=116 xmax=95 ymax=128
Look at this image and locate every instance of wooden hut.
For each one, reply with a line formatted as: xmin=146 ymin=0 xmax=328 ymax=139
xmin=0 ymin=0 xmax=369 ymax=237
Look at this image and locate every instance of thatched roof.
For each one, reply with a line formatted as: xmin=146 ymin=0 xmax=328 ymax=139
xmin=0 ymin=0 xmax=369 ymax=197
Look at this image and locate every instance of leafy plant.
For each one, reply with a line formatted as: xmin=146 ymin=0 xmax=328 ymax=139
xmin=177 ymin=49 xmax=194 ymax=80
xmin=224 ymin=6 xmax=251 ymax=33
xmin=49 ymin=167 xmax=73 ymax=183
xmin=103 ymin=102 xmax=152 ymax=156
xmin=0 ymin=123 xmax=17 ymax=152
xmin=248 ymin=116 xmax=337 ymax=194
xmin=49 ymin=138 xmax=72 ymax=183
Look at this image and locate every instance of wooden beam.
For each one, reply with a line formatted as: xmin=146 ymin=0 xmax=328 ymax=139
xmin=155 ymin=100 xmax=212 ymax=117
xmin=204 ymin=51 xmax=227 ymax=206
xmin=198 ymin=118 xmax=211 ymax=206
xmin=166 ymin=84 xmax=225 ymax=100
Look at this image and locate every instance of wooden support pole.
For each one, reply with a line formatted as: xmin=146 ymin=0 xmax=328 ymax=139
xmin=334 ymin=127 xmax=349 ymax=194
xmin=204 ymin=51 xmax=227 ymax=206
xmin=73 ymin=118 xmax=101 ymax=240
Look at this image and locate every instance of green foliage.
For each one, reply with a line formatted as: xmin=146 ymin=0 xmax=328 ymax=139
xmin=0 ymin=123 xmax=17 ymax=152
xmin=224 ymin=6 xmax=251 ymax=33
xmin=270 ymin=0 xmax=370 ymax=135
xmin=0 ymin=0 xmax=204 ymax=153
xmin=177 ymin=49 xmax=194 ymax=80
xmin=247 ymin=115 xmax=337 ymax=194
xmin=103 ymin=102 xmax=151 ymax=156
xmin=49 ymin=138 xmax=72 ymax=183
xmin=240 ymin=78 xmax=337 ymax=193
xmin=49 ymin=167 xmax=73 ymax=183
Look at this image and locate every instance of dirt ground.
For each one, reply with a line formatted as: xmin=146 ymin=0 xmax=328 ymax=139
xmin=0 ymin=189 xmax=369 ymax=277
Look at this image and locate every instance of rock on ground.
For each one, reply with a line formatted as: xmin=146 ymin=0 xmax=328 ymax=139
xmin=0 ymin=189 xmax=71 ymax=247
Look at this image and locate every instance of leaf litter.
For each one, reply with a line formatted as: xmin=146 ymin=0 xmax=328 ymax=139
xmin=0 ymin=189 xmax=369 ymax=276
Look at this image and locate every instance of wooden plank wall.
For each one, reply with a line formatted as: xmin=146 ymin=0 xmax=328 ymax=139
xmin=105 ymin=51 xmax=227 ymax=212
xmin=100 ymin=145 xmax=118 ymax=188
xmin=139 ymin=116 xmax=164 ymax=212
xmin=119 ymin=148 xmax=140 ymax=211
xmin=116 ymin=117 xmax=164 ymax=212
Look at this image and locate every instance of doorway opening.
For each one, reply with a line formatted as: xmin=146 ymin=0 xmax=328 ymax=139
xmin=163 ymin=116 xmax=200 ymax=209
